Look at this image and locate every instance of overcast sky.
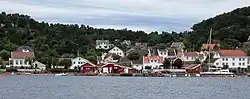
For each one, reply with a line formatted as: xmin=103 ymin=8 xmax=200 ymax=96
xmin=0 ymin=0 xmax=250 ymax=33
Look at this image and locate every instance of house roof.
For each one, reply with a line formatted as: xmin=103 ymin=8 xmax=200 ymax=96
xmin=170 ymin=42 xmax=183 ymax=48
xmin=183 ymin=52 xmax=198 ymax=57
xmin=218 ymin=50 xmax=246 ymax=56
xmin=82 ymin=62 xmax=96 ymax=67
xmin=16 ymin=46 xmax=34 ymax=52
xmin=11 ymin=52 xmax=35 ymax=59
xmin=201 ymin=44 xmax=219 ymax=50
xmin=143 ymin=56 xmax=164 ymax=63
xmin=167 ymin=48 xmax=176 ymax=56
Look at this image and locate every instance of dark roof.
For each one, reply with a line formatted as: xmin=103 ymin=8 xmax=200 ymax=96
xmin=16 ymin=46 xmax=34 ymax=52
xmin=183 ymin=52 xmax=198 ymax=56
xmin=210 ymin=58 xmax=219 ymax=63
xmin=167 ymin=48 xmax=176 ymax=56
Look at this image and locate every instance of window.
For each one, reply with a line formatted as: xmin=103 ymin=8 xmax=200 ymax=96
xmin=243 ymin=63 xmax=245 ymax=65
xmin=16 ymin=60 xmax=19 ymax=65
xmin=226 ymin=58 xmax=228 ymax=61
xmin=73 ymin=62 xmax=75 ymax=64
xmin=20 ymin=60 xmax=23 ymax=65
xmin=222 ymin=63 xmax=225 ymax=65
xmin=239 ymin=58 xmax=241 ymax=61
xmin=226 ymin=63 xmax=228 ymax=65
xmin=161 ymin=52 xmax=163 ymax=55
xmin=216 ymin=63 xmax=219 ymax=65
xmin=239 ymin=63 xmax=241 ymax=65
xmin=222 ymin=58 xmax=224 ymax=61
xmin=243 ymin=58 xmax=245 ymax=61
xmin=79 ymin=58 xmax=81 ymax=60
xmin=232 ymin=63 xmax=235 ymax=66
xmin=78 ymin=62 xmax=80 ymax=64
xmin=232 ymin=58 xmax=235 ymax=61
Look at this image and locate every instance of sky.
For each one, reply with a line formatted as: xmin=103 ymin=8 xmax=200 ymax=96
xmin=0 ymin=0 xmax=250 ymax=33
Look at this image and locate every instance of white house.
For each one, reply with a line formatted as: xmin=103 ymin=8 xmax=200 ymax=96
xmin=143 ymin=56 xmax=164 ymax=71
xmin=96 ymin=40 xmax=113 ymax=50
xmin=157 ymin=49 xmax=168 ymax=59
xmin=32 ymin=61 xmax=46 ymax=70
xmin=178 ymin=52 xmax=199 ymax=62
xmin=100 ymin=53 xmax=119 ymax=63
xmin=212 ymin=50 xmax=248 ymax=69
xmin=9 ymin=46 xmax=35 ymax=68
xmin=70 ymin=57 xmax=90 ymax=69
xmin=108 ymin=46 xmax=125 ymax=57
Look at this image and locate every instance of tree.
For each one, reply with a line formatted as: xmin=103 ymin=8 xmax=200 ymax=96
xmin=222 ymin=64 xmax=229 ymax=69
xmin=127 ymin=52 xmax=140 ymax=61
xmin=0 ymin=50 xmax=10 ymax=61
xmin=162 ymin=58 xmax=170 ymax=69
xmin=194 ymin=59 xmax=201 ymax=64
xmin=58 ymin=59 xmax=72 ymax=69
xmin=201 ymin=63 xmax=209 ymax=72
xmin=173 ymin=58 xmax=183 ymax=69
xmin=113 ymin=55 xmax=121 ymax=60
xmin=85 ymin=55 xmax=96 ymax=62
xmin=25 ymin=58 xmax=34 ymax=68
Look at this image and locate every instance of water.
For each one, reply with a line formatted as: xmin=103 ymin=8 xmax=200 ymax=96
xmin=0 ymin=76 xmax=250 ymax=99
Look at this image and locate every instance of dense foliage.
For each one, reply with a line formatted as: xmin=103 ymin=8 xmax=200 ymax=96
xmin=0 ymin=6 xmax=250 ymax=66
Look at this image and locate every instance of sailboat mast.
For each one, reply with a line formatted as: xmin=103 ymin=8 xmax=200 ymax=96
xmin=208 ymin=28 xmax=212 ymax=68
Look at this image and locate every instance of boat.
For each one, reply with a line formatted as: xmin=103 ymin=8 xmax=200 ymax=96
xmin=54 ymin=73 xmax=68 ymax=76
xmin=200 ymin=69 xmax=234 ymax=77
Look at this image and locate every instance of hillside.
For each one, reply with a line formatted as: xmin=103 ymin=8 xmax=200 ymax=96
xmin=190 ymin=6 xmax=250 ymax=50
xmin=0 ymin=6 xmax=250 ymax=66
xmin=0 ymin=12 xmax=186 ymax=66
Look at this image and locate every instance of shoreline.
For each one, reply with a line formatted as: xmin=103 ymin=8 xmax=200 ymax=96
xmin=0 ymin=73 xmax=248 ymax=77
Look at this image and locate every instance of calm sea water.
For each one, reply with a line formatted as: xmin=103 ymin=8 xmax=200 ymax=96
xmin=0 ymin=76 xmax=250 ymax=99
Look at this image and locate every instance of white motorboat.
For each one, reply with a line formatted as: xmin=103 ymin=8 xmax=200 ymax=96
xmin=54 ymin=73 xmax=68 ymax=76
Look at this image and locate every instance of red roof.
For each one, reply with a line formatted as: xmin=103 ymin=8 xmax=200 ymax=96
xmin=183 ymin=52 xmax=198 ymax=57
xmin=143 ymin=56 xmax=164 ymax=63
xmin=11 ymin=52 xmax=35 ymax=59
xmin=201 ymin=44 xmax=219 ymax=50
xmin=218 ymin=50 xmax=246 ymax=56
xmin=82 ymin=62 xmax=96 ymax=67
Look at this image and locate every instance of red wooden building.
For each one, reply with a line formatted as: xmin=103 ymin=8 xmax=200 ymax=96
xmin=80 ymin=63 xmax=98 ymax=73
xmin=102 ymin=63 xmax=125 ymax=73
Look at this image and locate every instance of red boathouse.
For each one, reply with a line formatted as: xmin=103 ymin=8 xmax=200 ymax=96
xmin=81 ymin=63 xmax=98 ymax=73
xmin=102 ymin=63 xmax=125 ymax=73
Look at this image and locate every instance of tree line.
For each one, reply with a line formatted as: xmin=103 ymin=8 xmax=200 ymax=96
xmin=0 ymin=6 xmax=250 ymax=67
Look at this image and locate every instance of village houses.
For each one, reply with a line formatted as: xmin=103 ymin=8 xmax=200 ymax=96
xmin=142 ymin=56 xmax=164 ymax=71
xmin=108 ymin=46 xmax=125 ymax=58
xmin=70 ymin=57 xmax=90 ymax=69
xmin=96 ymin=40 xmax=113 ymax=50
xmin=178 ymin=52 xmax=199 ymax=62
xmin=211 ymin=50 xmax=248 ymax=71
xmin=8 ymin=46 xmax=35 ymax=68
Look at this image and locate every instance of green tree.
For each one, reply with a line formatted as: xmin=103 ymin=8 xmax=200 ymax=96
xmin=162 ymin=58 xmax=170 ymax=69
xmin=127 ymin=52 xmax=140 ymax=61
xmin=173 ymin=58 xmax=183 ymax=69
xmin=194 ymin=59 xmax=201 ymax=64
xmin=0 ymin=50 xmax=10 ymax=61
xmin=58 ymin=59 xmax=72 ymax=69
